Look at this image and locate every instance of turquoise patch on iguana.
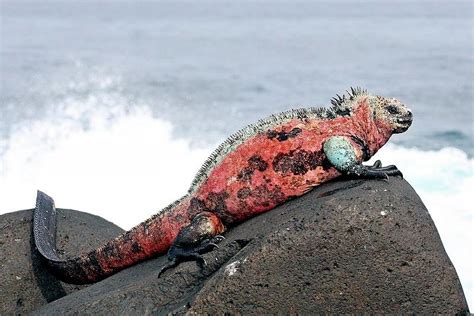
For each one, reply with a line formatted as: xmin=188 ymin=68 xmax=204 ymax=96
xmin=323 ymin=136 xmax=357 ymax=171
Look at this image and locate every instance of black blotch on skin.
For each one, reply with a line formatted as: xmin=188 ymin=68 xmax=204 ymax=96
xmin=206 ymin=191 xmax=234 ymax=225
xmin=288 ymin=127 xmax=302 ymax=137
xmin=101 ymin=243 xmax=118 ymax=258
xmin=253 ymin=185 xmax=286 ymax=206
xmin=350 ymin=135 xmax=370 ymax=160
xmin=85 ymin=251 xmax=106 ymax=277
xmin=321 ymin=158 xmax=334 ymax=171
xmin=266 ymin=130 xmax=278 ymax=139
xmin=131 ymin=242 xmax=142 ymax=254
xmin=121 ymin=232 xmax=133 ymax=243
xmin=238 ymin=155 xmax=269 ymax=182
xmin=49 ymin=259 xmax=88 ymax=285
xmin=248 ymin=155 xmax=268 ymax=171
xmin=267 ymin=128 xmax=302 ymax=142
xmin=188 ymin=197 xmax=206 ymax=217
xmin=174 ymin=213 xmax=185 ymax=222
xmin=237 ymin=167 xmax=254 ymax=182
xmin=207 ymin=192 xmax=229 ymax=213
xmin=272 ymin=150 xmax=320 ymax=175
xmin=277 ymin=134 xmax=289 ymax=141
xmin=237 ymin=187 xmax=252 ymax=199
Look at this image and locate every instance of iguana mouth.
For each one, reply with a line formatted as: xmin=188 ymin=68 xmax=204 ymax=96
xmin=393 ymin=114 xmax=413 ymax=133
xmin=397 ymin=119 xmax=412 ymax=125
xmin=397 ymin=112 xmax=413 ymax=125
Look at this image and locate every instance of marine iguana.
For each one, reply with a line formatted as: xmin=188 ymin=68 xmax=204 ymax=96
xmin=34 ymin=88 xmax=413 ymax=284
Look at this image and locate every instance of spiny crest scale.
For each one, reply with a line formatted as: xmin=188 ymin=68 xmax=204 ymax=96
xmin=330 ymin=86 xmax=367 ymax=107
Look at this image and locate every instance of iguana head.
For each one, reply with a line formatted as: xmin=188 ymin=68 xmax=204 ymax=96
xmin=367 ymin=95 xmax=413 ymax=134
xmin=330 ymin=88 xmax=413 ymax=134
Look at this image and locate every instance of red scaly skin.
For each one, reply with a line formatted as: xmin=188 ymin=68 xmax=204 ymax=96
xmin=41 ymin=92 xmax=411 ymax=284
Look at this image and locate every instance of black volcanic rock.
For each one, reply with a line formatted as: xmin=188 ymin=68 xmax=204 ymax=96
xmin=2 ymin=178 xmax=469 ymax=314
xmin=0 ymin=209 xmax=124 ymax=315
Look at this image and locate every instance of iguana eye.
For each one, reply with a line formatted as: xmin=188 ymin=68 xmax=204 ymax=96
xmin=386 ymin=105 xmax=400 ymax=115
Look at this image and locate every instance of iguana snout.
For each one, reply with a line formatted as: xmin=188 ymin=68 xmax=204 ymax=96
xmin=370 ymin=96 xmax=413 ymax=133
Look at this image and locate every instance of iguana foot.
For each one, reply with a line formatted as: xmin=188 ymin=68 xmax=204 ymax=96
xmin=348 ymin=161 xmax=403 ymax=180
xmin=158 ymin=212 xmax=225 ymax=278
xmin=158 ymin=235 xmax=225 ymax=278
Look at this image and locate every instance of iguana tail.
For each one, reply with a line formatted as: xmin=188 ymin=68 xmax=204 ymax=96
xmin=33 ymin=190 xmax=191 ymax=284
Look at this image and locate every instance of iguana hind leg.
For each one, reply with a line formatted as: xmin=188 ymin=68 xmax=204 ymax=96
xmin=158 ymin=212 xmax=225 ymax=278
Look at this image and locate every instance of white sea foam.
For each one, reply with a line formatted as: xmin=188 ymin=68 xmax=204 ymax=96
xmin=0 ymin=95 xmax=213 ymax=229
xmin=0 ymin=101 xmax=472 ymax=307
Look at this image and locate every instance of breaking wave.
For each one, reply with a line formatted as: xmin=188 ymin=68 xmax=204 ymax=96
xmin=0 ymin=93 xmax=213 ymax=228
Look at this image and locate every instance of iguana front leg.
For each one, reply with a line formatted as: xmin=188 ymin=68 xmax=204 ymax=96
xmin=323 ymin=136 xmax=403 ymax=179
xmin=158 ymin=212 xmax=225 ymax=277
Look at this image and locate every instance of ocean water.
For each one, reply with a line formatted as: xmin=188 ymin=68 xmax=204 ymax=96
xmin=1 ymin=0 xmax=472 ymax=309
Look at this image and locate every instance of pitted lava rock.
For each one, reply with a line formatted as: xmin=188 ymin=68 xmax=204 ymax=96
xmin=29 ymin=179 xmax=469 ymax=315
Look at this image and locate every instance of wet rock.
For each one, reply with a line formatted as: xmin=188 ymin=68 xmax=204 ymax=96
xmin=4 ymin=178 xmax=470 ymax=314
xmin=0 ymin=209 xmax=124 ymax=315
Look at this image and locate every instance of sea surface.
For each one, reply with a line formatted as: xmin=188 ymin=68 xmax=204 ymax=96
xmin=1 ymin=0 xmax=473 ymax=309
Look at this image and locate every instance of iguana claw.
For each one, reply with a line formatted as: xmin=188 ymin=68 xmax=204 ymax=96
xmin=348 ymin=161 xmax=403 ymax=180
xmin=157 ymin=259 xmax=178 ymax=278
xmin=369 ymin=160 xmax=382 ymax=169
xmin=367 ymin=160 xmax=399 ymax=173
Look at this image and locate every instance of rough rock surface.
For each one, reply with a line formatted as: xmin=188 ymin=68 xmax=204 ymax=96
xmin=0 ymin=209 xmax=124 ymax=315
xmin=2 ymin=178 xmax=469 ymax=315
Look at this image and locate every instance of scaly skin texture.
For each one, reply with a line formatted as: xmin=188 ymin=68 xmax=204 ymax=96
xmin=34 ymin=88 xmax=413 ymax=284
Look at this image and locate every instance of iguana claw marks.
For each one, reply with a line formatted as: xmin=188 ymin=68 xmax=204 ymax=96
xmin=33 ymin=88 xmax=412 ymax=283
